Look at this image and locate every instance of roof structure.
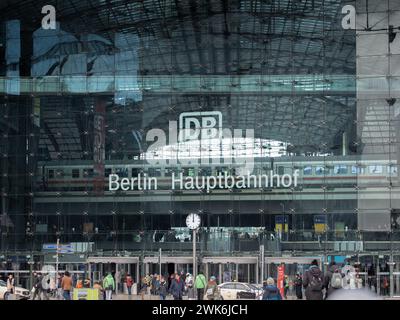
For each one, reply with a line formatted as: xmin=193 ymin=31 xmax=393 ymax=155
xmin=0 ymin=0 xmax=357 ymax=158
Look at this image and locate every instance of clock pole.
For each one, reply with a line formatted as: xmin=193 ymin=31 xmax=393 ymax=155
xmin=193 ymin=228 xmax=197 ymax=281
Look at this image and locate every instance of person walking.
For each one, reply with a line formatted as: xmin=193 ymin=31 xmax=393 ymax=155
xmin=6 ymin=274 xmax=15 ymax=295
xmin=31 ymin=272 xmax=43 ymax=300
xmin=262 ymin=278 xmax=282 ymax=300
xmin=61 ymin=271 xmax=73 ymax=300
xmin=283 ymin=275 xmax=289 ymax=299
xmin=140 ymin=275 xmax=149 ymax=300
xmin=294 ymin=273 xmax=303 ymax=300
xmin=195 ymin=271 xmax=207 ymax=300
xmin=169 ymin=273 xmax=185 ymax=300
xmin=84 ymin=278 xmax=91 ymax=288
xmin=323 ymin=261 xmax=343 ymax=300
xmin=126 ymin=274 xmax=133 ymax=296
xmin=151 ymin=274 xmax=158 ymax=295
xmin=158 ymin=276 xmax=168 ymax=300
xmin=185 ymin=273 xmax=195 ymax=300
xmin=76 ymin=278 xmax=83 ymax=289
xmin=303 ymin=259 xmax=324 ymax=300
xmin=205 ymin=276 xmax=219 ymax=301
xmin=103 ymin=273 xmax=115 ymax=300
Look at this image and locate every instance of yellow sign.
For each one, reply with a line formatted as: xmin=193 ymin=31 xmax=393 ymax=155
xmin=73 ymin=289 xmax=101 ymax=300
xmin=275 ymin=224 xmax=288 ymax=233
xmin=314 ymin=223 xmax=327 ymax=233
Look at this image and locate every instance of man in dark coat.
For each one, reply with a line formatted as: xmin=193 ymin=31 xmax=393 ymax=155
xmin=303 ymin=259 xmax=324 ymax=300
xmin=32 ymin=272 xmax=43 ymax=300
xmin=169 ymin=273 xmax=185 ymax=300
xmin=294 ymin=273 xmax=303 ymax=299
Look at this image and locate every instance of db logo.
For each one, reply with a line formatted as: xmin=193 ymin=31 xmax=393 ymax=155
xmin=179 ymin=111 xmax=222 ymax=142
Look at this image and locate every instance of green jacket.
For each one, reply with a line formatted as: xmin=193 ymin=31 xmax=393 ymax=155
xmin=195 ymin=274 xmax=207 ymax=289
xmin=103 ymin=275 xmax=115 ymax=290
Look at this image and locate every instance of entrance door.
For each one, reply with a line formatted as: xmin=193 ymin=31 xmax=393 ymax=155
xmin=87 ymin=257 xmax=140 ymax=294
xmin=203 ymin=257 xmax=259 ymax=284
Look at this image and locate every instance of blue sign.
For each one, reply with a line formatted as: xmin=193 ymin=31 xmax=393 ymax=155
xmin=43 ymin=243 xmax=74 ymax=253
xmin=328 ymin=255 xmax=346 ymax=264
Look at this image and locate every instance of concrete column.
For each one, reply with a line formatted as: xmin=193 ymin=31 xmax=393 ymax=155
xmin=342 ymin=132 xmax=347 ymax=156
xmin=218 ymin=263 xmax=222 ymax=284
xmin=235 ymin=263 xmax=239 ymax=282
xmin=377 ymin=262 xmax=380 ymax=296
xmin=115 ymin=263 xmax=119 ymax=294
xmin=396 ymin=263 xmax=400 ymax=296
xmin=256 ymin=258 xmax=259 ymax=284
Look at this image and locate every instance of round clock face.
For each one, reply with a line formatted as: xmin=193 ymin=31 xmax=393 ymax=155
xmin=186 ymin=213 xmax=201 ymax=230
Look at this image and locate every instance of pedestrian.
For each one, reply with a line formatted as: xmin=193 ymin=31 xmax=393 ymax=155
xmin=153 ymin=275 xmax=161 ymax=297
xmin=32 ymin=272 xmax=43 ymax=300
xmin=103 ymin=273 xmax=115 ymax=300
xmin=205 ymin=276 xmax=219 ymax=300
xmin=158 ymin=276 xmax=168 ymax=300
xmin=151 ymin=273 xmax=158 ymax=295
xmin=355 ymin=273 xmax=363 ymax=289
xmin=262 ymin=277 xmax=282 ymax=300
xmin=294 ymin=273 xmax=303 ymax=300
xmin=41 ymin=273 xmax=50 ymax=300
xmin=303 ymin=259 xmax=324 ymax=300
xmin=185 ymin=273 xmax=195 ymax=300
xmin=169 ymin=273 xmax=185 ymax=300
xmin=145 ymin=274 xmax=152 ymax=296
xmin=76 ymin=278 xmax=83 ymax=289
xmin=140 ymin=275 xmax=148 ymax=300
xmin=6 ymin=274 xmax=15 ymax=295
xmin=56 ymin=273 xmax=63 ymax=300
xmin=195 ymin=271 xmax=207 ymax=300
xmin=323 ymin=261 xmax=343 ymax=299
xmin=61 ymin=271 xmax=73 ymax=300
xmin=283 ymin=275 xmax=289 ymax=299
xmin=84 ymin=278 xmax=91 ymax=288
xmin=126 ymin=273 xmax=133 ymax=296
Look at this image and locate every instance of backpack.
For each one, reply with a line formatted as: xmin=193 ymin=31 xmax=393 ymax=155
xmin=331 ymin=272 xmax=342 ymax=289
xmin=309 ymin=273 xmax=323 ymax=292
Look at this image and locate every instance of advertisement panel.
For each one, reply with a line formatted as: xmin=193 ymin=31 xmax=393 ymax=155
xmin=277 ymin=264 xmax=285 ymax=298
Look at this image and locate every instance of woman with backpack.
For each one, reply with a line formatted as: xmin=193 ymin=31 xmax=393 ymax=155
xmin=303 ymin=259 xmax=324 ymax=300
xmin=262 ymin=278 xmax=282 ymax=300
xmin=204 ymin=276 xmax=219 ymax=300
xmin=323 ymin=261 xmax=344 ymax=299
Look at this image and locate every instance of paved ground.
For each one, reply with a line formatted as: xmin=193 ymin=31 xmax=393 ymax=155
xmin=25 ymin=291 xmax=397 ymax=300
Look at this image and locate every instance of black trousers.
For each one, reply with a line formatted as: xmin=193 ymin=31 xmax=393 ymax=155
xmin=197 ymin=288 xmax=204 ymax=300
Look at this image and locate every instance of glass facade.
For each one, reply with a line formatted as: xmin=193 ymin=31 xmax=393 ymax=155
xmin=0 ymin=0 xmax=399 ymax=297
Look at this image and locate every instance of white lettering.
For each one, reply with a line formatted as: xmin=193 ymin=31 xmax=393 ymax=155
xmin=41 ymin=5 xmax=56 ymax=30
xmin=342 ymin=5 xmax=356 ymax=30
xmin=109 ymin=174 xmax=120 ymax=191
